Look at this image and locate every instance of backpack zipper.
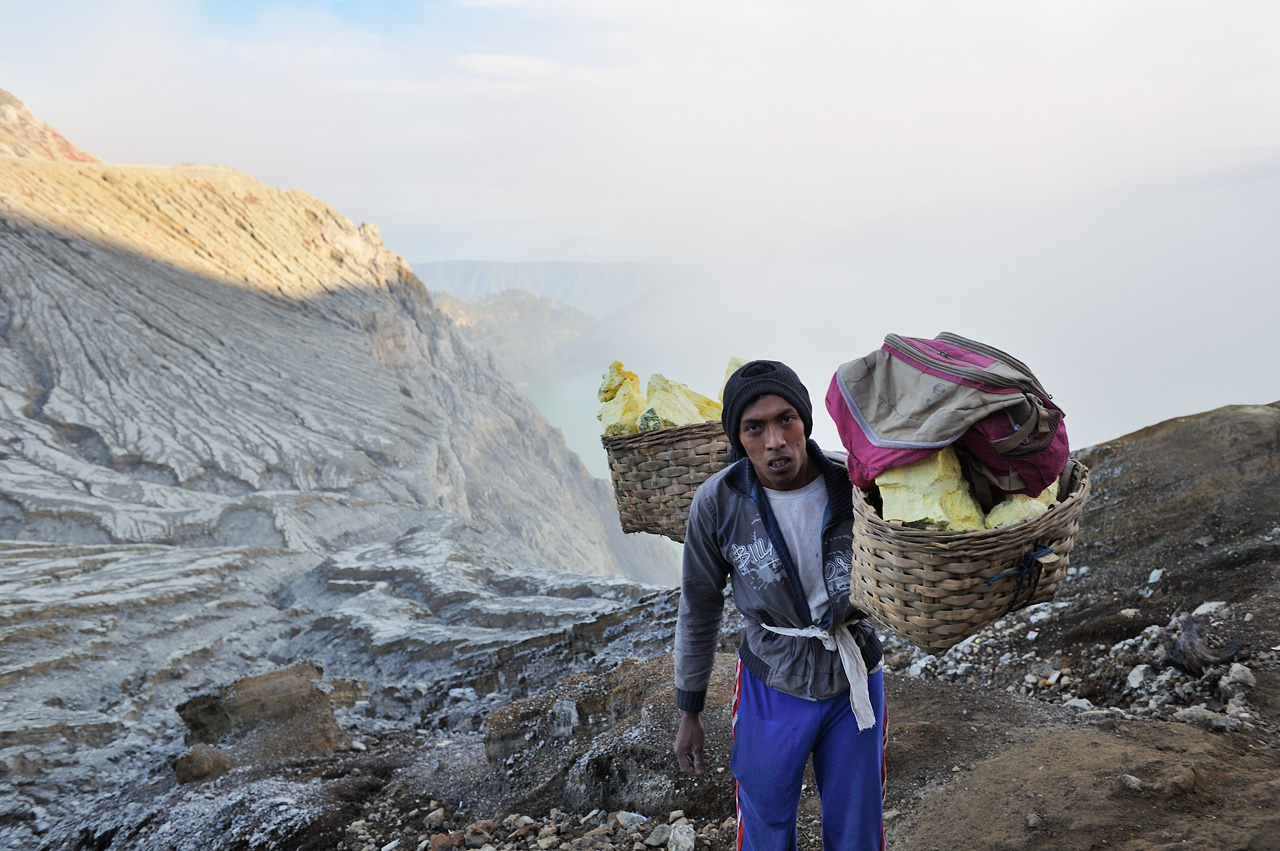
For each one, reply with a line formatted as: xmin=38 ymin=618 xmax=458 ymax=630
xmin=885 ymin=332 xmax=1050 ymax=398
xmin=936 ymin=332 xmax=1049 ymax=395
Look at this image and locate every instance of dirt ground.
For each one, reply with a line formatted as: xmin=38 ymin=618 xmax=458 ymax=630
xmin=876 ymin=675 xmax=1280 ymax=851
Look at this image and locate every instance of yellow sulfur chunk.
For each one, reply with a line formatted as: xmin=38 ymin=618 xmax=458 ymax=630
xmin=637 ymin=374 xmax=712 ymax=432
xmin=689 ymin=387 xmax=723 ymax=421
xmin=985 ymin=482 xmax=1060 ymax=528
xmin=984 ymin=495 xmax=1047 ymax=528
xmin=597 ymin=362 xmax=646 ymax=435
xmin=599 ymin=381 xmax=645 ymax=434
xmin=721 ymin=355 xmax=747 ymax=401
xmin=598 ymin=360 xmax=639 ymax=403
xmin=875 ymin=447 xmax=985 ymax=531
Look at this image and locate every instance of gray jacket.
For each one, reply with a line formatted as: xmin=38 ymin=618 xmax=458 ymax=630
xmin=674 ymin=440 xmax=883 ymax=712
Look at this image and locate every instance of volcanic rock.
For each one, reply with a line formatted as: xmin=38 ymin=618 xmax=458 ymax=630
xmin=173 ymin=743 xmax=234 ymax=784
xmin=0 ymin=87 xmax=100 ymax=163
xmin=176 ymin=662 xmax=346 ymax=760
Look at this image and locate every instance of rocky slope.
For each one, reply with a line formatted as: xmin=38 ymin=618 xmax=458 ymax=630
xmin=0 ymin=515 xmax=682 ymax=850
xmin=6 ymin=402 xmax=1269 ymax=851
xmin=0 ymin=150 xmax=674 ymax=583
xmin=0 ymin=92 xmax=689 ymax=848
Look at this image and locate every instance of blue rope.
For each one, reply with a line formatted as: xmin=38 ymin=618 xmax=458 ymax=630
xmin=988 ymin=545 xmax=1055 ymax=585
xmin=989 ymin=545 xmax=1055 ymax=618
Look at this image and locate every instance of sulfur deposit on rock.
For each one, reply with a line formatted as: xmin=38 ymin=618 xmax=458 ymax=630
xmin=875 ymin=447 xmax=985 ymax=531
xmin=984 ymin=481 xmax=1060 ymax=529
xmin=637 ymin=374 xmax=722 ymax=432
xmin=597 ymin=361 xmax=647 ymax=435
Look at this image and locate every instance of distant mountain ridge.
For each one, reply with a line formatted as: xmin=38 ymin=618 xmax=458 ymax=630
xmin=432 ymin=289 xmax=594 ymax=386
xmin=412 ymin=259 xmax=682 ymax=318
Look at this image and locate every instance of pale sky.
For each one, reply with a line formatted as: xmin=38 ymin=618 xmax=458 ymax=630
xmin=5 ymin=0 xmax=1278 ymax=261
xmin=3 ymin=0 xmax=1279 ymax=449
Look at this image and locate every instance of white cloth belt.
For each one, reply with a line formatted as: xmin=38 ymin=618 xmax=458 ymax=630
xmin=760 ymin=622 xmax=879 ymax=731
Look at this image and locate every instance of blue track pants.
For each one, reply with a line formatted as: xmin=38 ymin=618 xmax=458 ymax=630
xmin=730 ymin=660 xmax=886 ymax=851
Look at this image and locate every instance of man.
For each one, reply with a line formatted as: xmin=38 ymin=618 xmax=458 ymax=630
xmin=673 ymin=360 xmax=886 ymax=851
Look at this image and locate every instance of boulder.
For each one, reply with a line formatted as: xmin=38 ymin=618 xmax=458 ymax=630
xmin=176 ymin=662 xmax=347 ymax=766
xmin=173 ymin=743 xmax=234 ymax=784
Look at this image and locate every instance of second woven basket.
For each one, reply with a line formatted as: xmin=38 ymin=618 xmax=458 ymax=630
xmin=601 ymin=421 xmax=733 ymax=543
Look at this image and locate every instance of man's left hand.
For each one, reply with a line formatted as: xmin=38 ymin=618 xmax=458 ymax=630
xmin=674 ymin=711 xmax=710 ymax=776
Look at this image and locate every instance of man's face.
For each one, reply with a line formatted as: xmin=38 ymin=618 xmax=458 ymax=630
xmin=738 ymin=394 xmax=814 ymax=491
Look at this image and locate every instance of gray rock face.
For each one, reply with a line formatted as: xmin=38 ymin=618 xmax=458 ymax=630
xmin=275 ymin=515 xmax=677 ymax=723
xmin=0 ymin=155 xmax=675 ymax=584
xmin=0 ymin=536 xmax=317 ymax=804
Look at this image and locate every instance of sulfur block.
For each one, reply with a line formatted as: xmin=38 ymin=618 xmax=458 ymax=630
xmin=985 ymin=482 xmax=1060 ymax=528
xmin=598 ymin=367 xmax=646 ymax=435
xmin=875 ymin=447 xmax=985 ymax=531
xmin=720 ymin=356 xmax=750 ymax=402
xmin=637 ymin=374 xmax=713 ymax=431
xmin=598 ymin=360 xmax=639 ymax=403
xmin=1035 ymin=480 xmax=1060 ymax=506
xmin=688 ymin=387 xmax=723 ymax=421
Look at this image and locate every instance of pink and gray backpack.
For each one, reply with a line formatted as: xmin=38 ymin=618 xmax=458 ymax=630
xmin=825 ymin=332 xmax=1069 ymax=506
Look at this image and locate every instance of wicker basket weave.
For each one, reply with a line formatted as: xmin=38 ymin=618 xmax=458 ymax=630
xmin=851 ymin=460 xmax=1090 ymax=652
xmin=601 ymin=421 xmax=733 ymax=543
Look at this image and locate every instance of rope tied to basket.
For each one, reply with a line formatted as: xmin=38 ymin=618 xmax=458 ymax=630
xmin=988 ymin=544 xmax=1056 ymax=617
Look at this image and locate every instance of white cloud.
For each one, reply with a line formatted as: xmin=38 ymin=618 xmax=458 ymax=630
xmin=455 ymin=53 xmax=571 ymax=79
xmin=3 ymin=0 xmax=1280 ymax=267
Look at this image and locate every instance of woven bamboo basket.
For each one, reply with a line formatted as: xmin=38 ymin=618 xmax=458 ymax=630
xmin=601 ymin=421 xmax=733 ymax=542
xmin=851 ymin=460 xmax=1090 ymax=652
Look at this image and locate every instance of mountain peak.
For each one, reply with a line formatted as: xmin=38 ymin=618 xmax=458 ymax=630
xmin=0 ymin=86 xmax=100 ymax=163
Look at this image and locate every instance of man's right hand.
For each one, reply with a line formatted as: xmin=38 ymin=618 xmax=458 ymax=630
xmin=674 ymin=710 xmax=710 ymax=776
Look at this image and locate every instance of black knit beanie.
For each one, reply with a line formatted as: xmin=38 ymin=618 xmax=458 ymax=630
xmin=721 ymin=360 xmax=813 ymax=455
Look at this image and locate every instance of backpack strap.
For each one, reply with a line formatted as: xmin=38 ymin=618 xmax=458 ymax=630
xmin=990 ymin=395 xmax=1053 ymax=455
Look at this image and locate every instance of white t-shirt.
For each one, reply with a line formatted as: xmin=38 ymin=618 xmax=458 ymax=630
xmin=763 ymin=475 xmax=830 ymax=625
